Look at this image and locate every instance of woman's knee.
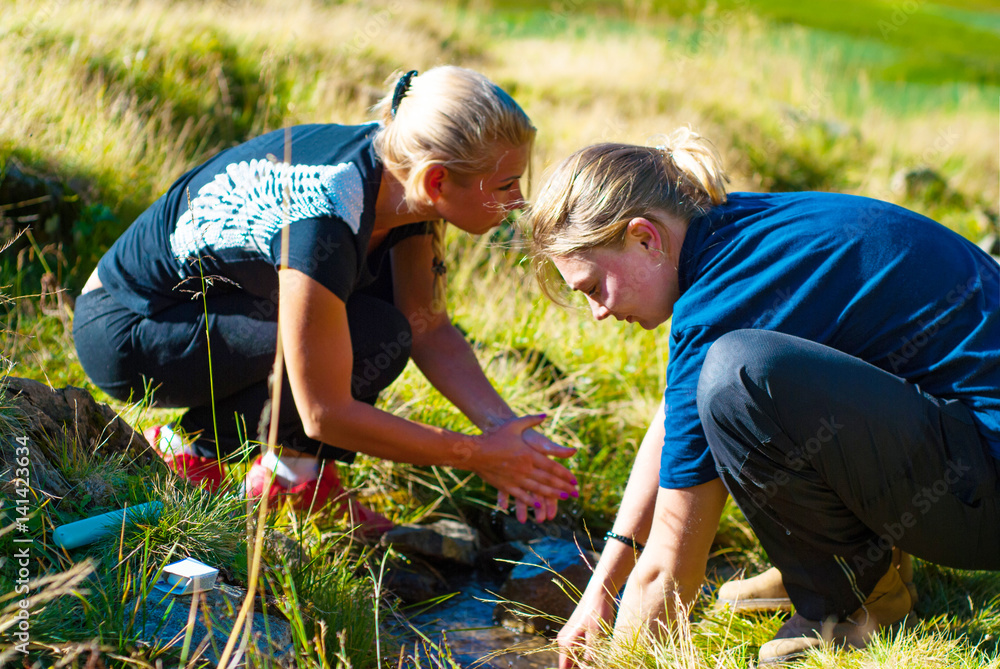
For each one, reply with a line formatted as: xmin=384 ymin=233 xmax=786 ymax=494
xmin=697 ymin=329 xmax=818 ymax=419
xmin=698 ymin=330 xmax=768 ymax=418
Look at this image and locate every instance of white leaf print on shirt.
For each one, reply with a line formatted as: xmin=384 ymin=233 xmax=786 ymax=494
xmin=169 ymin=159 xmax=364 ymax=269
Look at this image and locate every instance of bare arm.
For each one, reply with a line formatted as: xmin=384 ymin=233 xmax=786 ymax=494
xmin=390 ymin=234 xmax=547 ymax=430
xmin=557 ymin=397 xmax=728 ymax=666
xmin=612 ymin=478 xmax=728 ymax=642
xmin=277 ymin=266 xmax=577 ymax=507
xmin=391 ymin=233 xmax=576 ymax=521
xmin=557 ymin=399 xmax=665 ymax=668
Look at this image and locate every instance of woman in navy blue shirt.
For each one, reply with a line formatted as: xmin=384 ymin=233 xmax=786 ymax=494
xmin=74 ymin=67 xmax=578 ymax=532
xmin=526 ymin=129 xmax=999 ymax=665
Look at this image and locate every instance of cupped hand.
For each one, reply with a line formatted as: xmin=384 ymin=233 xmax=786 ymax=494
xmin=557 ymin=589 xmax=617 ymax=669
xmin=522 ymin=426 xmax=577 ymax=459
xmin=496 ymin=426 xmax=578 ymax=523
xmin=496 ymin=490 xmax=563 ymax=523
xmin=470 ymin=414 xmax=578 ymax=514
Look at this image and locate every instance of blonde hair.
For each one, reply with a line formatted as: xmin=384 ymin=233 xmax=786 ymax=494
xmin=526 ymin=127 xmax=729 ymax=304
xmin=372 ymin=66 xmax=536 ymax=310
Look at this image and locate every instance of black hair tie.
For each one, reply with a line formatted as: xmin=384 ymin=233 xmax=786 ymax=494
xmin=391 ymin=70 xmax=419 ymax=117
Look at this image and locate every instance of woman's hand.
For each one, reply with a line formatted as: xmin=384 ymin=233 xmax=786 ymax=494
xmin=465 ymin=414 xmax=578 ymax=515
xmin=496 ymin=426 xmax=577 ymax=522
xmin=557 ymin=587 xmax=617 ymax=668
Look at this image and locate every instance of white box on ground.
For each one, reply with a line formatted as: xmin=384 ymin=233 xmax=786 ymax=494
xmin=162 ymin=558 xmax=218 ymax=595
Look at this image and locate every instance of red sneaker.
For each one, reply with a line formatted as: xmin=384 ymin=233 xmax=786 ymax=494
xmin=245 ymin=456 xmax=394 ymax=535
xmin=144 ymin=425 xmax=225 ymax=492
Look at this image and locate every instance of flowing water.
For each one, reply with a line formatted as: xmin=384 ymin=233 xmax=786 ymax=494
xmin=399 ymin=574 xmax=558 ymax=669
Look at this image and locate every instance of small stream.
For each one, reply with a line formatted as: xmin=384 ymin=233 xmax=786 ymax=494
xmin=398 ymin=574 xmax=558 ymax=669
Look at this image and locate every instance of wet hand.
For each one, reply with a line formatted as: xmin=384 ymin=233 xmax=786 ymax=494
xmin=497 ymin=427 xmax=577 ymax=522
xmin=470 ymin=414 xmax=578 ymax=514
xmin=557 ymin=590 xmax=616 ymax=669
xmin=496 ymin=490 xmax=563 ymax=523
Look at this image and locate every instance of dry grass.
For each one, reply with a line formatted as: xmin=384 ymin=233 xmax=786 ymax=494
xmin=2 ymin=0 xmax=998 ymax=666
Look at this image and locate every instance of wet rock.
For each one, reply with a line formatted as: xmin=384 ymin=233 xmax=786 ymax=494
xmin=0 ymin=377 xmax=155 ymax=497
xmin=382 ymin=519 xmax=480 ymax=566
xmin=384 ymin=563 xmax=448 ymax=604
xmin=415 ymin=626 xmax=558 ymax=669
xmin=402 ymin=572 xmax=560 ymax=669
xmin=475 ymin=541 xmax=528 ymax=581
xmin=130 ymin=582 xmax=292 ymax=664
xmin=494 ymin=537 xmax=600 ymax=635
xmin=494 ymin=513 xmax=579 ymax=544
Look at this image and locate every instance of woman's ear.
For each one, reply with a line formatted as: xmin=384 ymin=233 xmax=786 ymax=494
xmin=625 ymin=217 xmax=664 ymax=253
xmin=423 ymin=165 xmax=447 ymax=203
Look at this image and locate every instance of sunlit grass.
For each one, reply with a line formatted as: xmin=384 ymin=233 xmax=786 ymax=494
xmin=2 ymin=0 xmax=999 ymax=665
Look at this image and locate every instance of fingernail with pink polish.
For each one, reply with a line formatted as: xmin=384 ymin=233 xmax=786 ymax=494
xmin=534 ymin=501 xmax=542 ymax=509
xmin=560 ymin=491 xmax=569 ymax=500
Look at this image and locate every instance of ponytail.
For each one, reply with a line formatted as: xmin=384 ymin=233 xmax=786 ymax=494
xmin=372 ymin=66 xmax=535 ymax=313
xmin=653 ymin=126 xmax=728 ymax=209
xmin=430 ymin=220 xmax=447 ymax=313
xmin=526 ymin=127 xmax=729 ymax=303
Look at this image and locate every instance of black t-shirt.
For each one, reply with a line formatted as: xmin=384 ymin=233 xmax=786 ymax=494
xmin=97 ymin=122 xmax=428 ymax=315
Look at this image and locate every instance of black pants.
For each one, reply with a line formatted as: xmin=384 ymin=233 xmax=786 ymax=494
xmin=73 ymin=277 xmax=411 ymax=462
xmin=698 ymin=329 xmax=1000 ymax=621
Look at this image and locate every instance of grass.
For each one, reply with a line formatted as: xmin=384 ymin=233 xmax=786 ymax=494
xmin=1 ymin=0 xmax=999 ymax=666
xmin=0 ymin=394 xmax=392 ymax=667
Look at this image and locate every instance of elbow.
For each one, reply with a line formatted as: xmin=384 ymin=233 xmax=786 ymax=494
xmin=631 ymin=554 xmax=667 ymax=590
xmin=298 ymin=406 xmax=333 ymax=443
xmin=632 ymin=555 xmax=703 ymax=610
xmin=291 ymin=389 xmax=357 ymax=444
xmin=301 ymin=420 xmax=325 ymax=443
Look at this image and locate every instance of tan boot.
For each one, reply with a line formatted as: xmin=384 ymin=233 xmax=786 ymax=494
xmin=893 ymin=547 xmax=918 ymax=607
xmin=758 ymin=565 xmax=913 ymax=665
xmin=717 ymin=567 xmax=793 ymax=612
xmin=718 ymin=551 xmax=917 ymax=613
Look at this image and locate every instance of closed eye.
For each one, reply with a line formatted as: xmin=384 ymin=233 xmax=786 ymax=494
xmin=498 ymin=180 xmax=518 ymax=192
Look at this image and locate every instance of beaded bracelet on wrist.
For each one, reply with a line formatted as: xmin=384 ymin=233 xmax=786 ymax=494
xmin=605 ymin=531 xmax=645 ymax=552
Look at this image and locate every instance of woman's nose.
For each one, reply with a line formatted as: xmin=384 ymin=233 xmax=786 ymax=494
xmin=590 ymin=300 xmax=610 ymax=321
xmin=508 ymin=190 xmax=525 ymax=212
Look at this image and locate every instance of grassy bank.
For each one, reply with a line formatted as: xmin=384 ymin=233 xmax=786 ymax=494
xmin=2 ymin=0 xmax=999 ymax=666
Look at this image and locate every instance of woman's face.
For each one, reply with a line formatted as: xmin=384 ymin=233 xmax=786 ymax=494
xmin=552 ymin=218 xmax=682 ymax=330
xmin=433 ymin=144 xmax=529 ymax=234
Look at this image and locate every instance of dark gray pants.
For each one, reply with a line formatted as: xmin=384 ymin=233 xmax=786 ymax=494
xmin=73 ymin=279 xmax=411 ymax=462
xmin=698 ymin=329 xmax=1000 ymax=620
